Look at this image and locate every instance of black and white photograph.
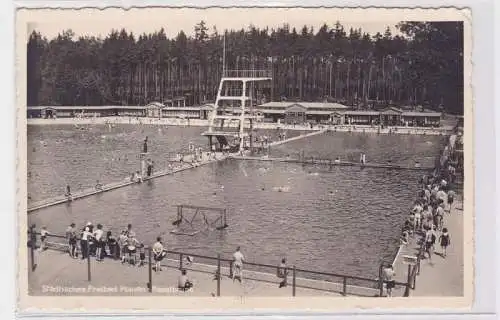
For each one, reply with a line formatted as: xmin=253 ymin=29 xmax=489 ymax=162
xmin=17 ymin=7 xmax=473 ymax=310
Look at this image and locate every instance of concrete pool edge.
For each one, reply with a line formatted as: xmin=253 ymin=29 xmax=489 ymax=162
xmin=27 ymin=117 xmax=454 ymax=136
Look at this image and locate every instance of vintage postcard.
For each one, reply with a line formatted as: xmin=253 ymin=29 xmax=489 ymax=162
xmin=16 ymin=6 xmax=473 ymax=312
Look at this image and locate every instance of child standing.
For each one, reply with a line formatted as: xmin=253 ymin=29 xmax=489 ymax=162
xmin=277 ymin=258 xmax=288 ymax=288
xmin=118 ymin=230 xmax=128 ymax=263
xmin=138 ymin=243 xmax=146 ymax=267
xmin=39 ymin=226 xmax=50 ymax=251
xmin=424 ymin=227 xmax=435 ymax=261
xmin=383 ymin=264 xmax=396 ymax=297
xmin=439 ymin=227 xmax=451 ymax=257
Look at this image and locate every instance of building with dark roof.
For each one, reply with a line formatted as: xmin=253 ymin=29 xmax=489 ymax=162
xmin=27 ymin=101 xmax=442 ymax=127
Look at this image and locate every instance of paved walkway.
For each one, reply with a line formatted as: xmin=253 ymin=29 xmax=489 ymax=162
xmin=28 ymin=248 xmax=401 ymax=297
xmin=393 ymin=195 xmax=464 ymax=296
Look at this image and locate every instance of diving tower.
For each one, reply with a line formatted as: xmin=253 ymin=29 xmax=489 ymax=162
xmin=202 ymin=69 xmax=272 ymax=153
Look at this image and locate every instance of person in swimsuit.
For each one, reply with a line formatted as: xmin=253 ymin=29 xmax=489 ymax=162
xmin=143 ymin=136 xmax=148 ymax=153
xmin=424 ymin=227 xmax=435 ymax=261
xmin=277 ymin=258 xmax=288 ymax=288
xmin=439 ymin=227 xmax=451 ymax=257
xmin=178 ymin=269 xmax=193 ymax=291
xmin=447 ymin=189 xmax=456 ymax=213
xmin=66 ymin=223 xmax=77 ymax=258
xmin=152 ymin=236 xmax=166 ymax=272
xmin=383 ymin=264 xmax=396 ymax=297
xmin=93 ymin=224 xmax=104 ymax=261
xmin=232 ymin=247 xmax=245 ymax=283
xmin=138 ymin=243 xmax=146 ymax=267
xmin=126 ymin=236 xmax=139 ymax=265
xmin=39 ymin=226 xmax=49 ymax=251
xmin=118 ymin=230 xmax=129 ymax=263
xmin=65 ymin=185 xmax=72 ymax=200
xmin=105 ymin=231 xmax=117 ymax=259
xmin=80 ymin=226 xmax=92 ymax=259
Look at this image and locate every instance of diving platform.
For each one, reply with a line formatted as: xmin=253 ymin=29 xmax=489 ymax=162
xmin=223 ymin=69 xmax=272 ymax=78
xmin=205 ymin=68 xmax=272 ymax=152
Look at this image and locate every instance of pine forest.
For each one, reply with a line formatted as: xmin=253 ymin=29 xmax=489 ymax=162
xmin=27 ymin=21 xmax=464 ymax=114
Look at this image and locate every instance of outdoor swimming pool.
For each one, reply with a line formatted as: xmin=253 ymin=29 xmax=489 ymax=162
xmin=27 ymin=124 xmax=444 ymax=278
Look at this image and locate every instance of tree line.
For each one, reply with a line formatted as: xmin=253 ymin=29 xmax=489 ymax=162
xmin=27 ymin=21 xmax=464 ymax=114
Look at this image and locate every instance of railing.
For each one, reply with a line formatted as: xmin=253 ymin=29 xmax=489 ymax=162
xmin=27 ymin=228 xmax=411 ymax=297
xmin=223 ymin=70 xmax=272 ymax=78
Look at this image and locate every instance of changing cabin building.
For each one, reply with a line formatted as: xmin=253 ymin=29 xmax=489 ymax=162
xmin=255 ymin=103 xmax=442 ymax=127
xmin=27 ymin=97 xmax=216 ymax=120
xmin=27 ymin=100 xmax=442 ymax=127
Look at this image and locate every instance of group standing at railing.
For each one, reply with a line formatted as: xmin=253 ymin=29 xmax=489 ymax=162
xmin=31 ymin=220 xmax=296 ymax=289
xmin=62 ymin=222 xmax=152 ymax=264
xmin=31 ymin=221 xmax=414 ymax=296
xmin=31 ymin=222 xmax=196 ymax=291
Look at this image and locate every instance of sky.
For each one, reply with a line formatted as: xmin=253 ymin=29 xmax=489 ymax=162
xmin=27 ymin=8 xmax=404 ymax=40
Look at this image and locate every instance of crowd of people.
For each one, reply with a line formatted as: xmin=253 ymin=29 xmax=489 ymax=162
xmin=37 ymin=223 xmax=198 ymax=291
xmin=62 ymin=222 xmax=150 ymax=264
xmin=400 ymin=139 xmax=459 ymax=262
xmin=381 ymin=135 xmax=460 ymax=297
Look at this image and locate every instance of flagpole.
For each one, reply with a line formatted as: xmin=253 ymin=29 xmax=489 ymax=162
xmin=222 ymin=31 xmax=226 ymax=77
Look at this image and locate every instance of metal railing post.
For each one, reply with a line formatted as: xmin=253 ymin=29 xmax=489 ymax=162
xmin=179 ymin=253 xmax=183 ymax=270
xmin=29 ymin=225 xmax=37 ymax=272
xmin=217 ymin=254 xmax=221 ymax=297
xmin=412 ymin=265 xmax=417 ymax=290
xmin=378 ymin=264 xmax=384 ymax=297
xmin=404 ymin=264 xmax=411 ymax=297
xmin=148 ymin=248 xmax=153 ymax=293
xmin=417 ymin=254 xmax=421 ymax=275
xmin=342 ymin=277 xmax=347 ymax=296
xmin=87 ymin=245 xmax=91 ymax=282
xmin=292 ymin=265 xmax=296 ymax=297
